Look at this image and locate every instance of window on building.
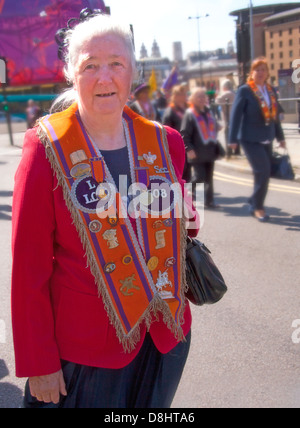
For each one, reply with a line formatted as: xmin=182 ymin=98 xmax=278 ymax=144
xmin=279 ymin=52 xmax=283 ymax=59
xmin=270 ymin=42 xmax=274 ymax=49
xmin=279 ymin=41 xmax=283 ymax=48
xmin=289 ymin=39 xmax=293 ymax=46
xmin=289 ymin=28 xmax=292 ymax=35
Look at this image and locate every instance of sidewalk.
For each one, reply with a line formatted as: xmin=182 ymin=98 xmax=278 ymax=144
xmin=216 ymin=122 xmax=300 ymax=183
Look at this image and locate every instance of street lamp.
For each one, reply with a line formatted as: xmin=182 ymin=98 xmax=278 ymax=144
xmin=188 ymin=14 xmax=209 ymax=84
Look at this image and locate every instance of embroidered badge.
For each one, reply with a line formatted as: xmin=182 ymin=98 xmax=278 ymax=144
xmin=143 ymin=152 xmax=157 ymax=165
xmin=102 ymin=229 xmax=119 ymax=249
xmin=70 ymin=150 xmax=88 ymax=165
xmin=155 ymin=229 xmax=166 ymax=249
xmin=120 ymin=274 xmax=140 ymax=296
xmin=155 ymin=270 xmax=174 ymax=300
xmin=147 ymin=256 xmax=159 ymax=272
xmin=89 ymin=220 xmax=102 ymax=234
xmin=71 ymin=176 xmax=99 ymax=213
xmin=122 ymin=255 xmax=133 ymax=265
xmin=104 ymin=262 xmax=116 ymax=274
xmin=70 ymin=163 xmax=92 ymax=179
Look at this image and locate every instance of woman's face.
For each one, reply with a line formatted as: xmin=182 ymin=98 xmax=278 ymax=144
xmin=252 ymin=64 xmax=269 ymax=86
xmin=174 ymin=92 xmax=187 ymax=108
xmin=192 ymin=91 xmax=208 ymax=110
xmin=73 ymin=33 xmax=133 ymax=119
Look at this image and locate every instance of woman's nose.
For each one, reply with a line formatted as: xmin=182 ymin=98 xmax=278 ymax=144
xmin=97 ymin=66 xmax=113 ymax=84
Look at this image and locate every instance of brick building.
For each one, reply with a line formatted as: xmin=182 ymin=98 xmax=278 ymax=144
xmin=264 ymin=7 xmax=300 ymax=85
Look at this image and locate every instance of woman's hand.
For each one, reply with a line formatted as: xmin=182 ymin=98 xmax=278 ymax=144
xmin=29 ymin=369 xmax=67 ymax=404
xmin=278 ymin=140 xmax=286 ymax=149
xmin=186 ymin=149 xmax=197 ymax=161
xmin=228 ymin=143 xmax=238 ymax=151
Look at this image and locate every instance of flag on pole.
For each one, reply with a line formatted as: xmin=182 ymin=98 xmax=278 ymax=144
xmin=162 ymin=67 xmax=178 ymax=91
xmin=149 ymin=68 xmax=157 ymax=94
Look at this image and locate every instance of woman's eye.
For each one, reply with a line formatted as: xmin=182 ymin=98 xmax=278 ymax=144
xmin=111 ymin=62 xmax=123 ymax=67
xmin=84 ymin=64 xmax=97 ymax=71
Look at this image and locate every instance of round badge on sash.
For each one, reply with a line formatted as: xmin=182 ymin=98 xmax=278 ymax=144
xmin=141 ymin=176 xmax=179 ymax=216
xmin=71 ymin=176 xmax=99 ymax=214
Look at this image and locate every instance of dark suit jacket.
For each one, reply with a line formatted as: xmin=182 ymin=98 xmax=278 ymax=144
xmin=229 ymin=84 xmax=284 ymax=144
xmin=180 ymin=107 xmax=218 ymax=163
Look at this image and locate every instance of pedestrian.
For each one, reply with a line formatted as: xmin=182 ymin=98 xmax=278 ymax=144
xmin=129 ymin=82 xmax=157 ymax=120
xmin=181 ymin=87 xmax=222 ymax=208
xmin=153 ymin=89 xmax=168 ymax=122
xmin=215 ymin=79 xmax=237 ymax=156
xmin=11 ymin=10 xmax=199 ymax=409
xmin=162 ymin=85 xmax=188 ymax=133
xmin=229 ymin=57 xmax=286 ymax=222
xmin=25 ymin=99 xmax=41 ymax=128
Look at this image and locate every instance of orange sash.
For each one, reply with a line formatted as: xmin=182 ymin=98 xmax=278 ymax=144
xmin=189 ymin=107 xmax=217 ymax=144
xmin=39 ymin=103 xmax=187 ymax=351
xmin=248 ymin=81 xmax=278 ymax=125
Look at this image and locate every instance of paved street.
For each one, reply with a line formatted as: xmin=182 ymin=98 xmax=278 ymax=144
xmin=173 ymin=165 xmax=300 ymax=408
xmin=0 ymin=128 xmax=300 ymax=408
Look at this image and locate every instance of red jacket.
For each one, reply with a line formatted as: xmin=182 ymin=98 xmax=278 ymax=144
xmin=11 ymin=124 xmax=199 ymax=378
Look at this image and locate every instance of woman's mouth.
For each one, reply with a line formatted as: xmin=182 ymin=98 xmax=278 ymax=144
xmin=96 ymin=92 xmax=116 ymax=98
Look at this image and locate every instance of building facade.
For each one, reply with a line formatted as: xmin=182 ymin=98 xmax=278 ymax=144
xmin=264 ymin=8 xmax=300 ymax=85
xmin=230 ymin=3 xmax=300 ymax=84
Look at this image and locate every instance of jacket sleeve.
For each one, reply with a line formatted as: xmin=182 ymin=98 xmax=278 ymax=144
xmin=165 ymin=126 xmax=200 ymax=237
xmin=273 ymin=87 xmax=285 ymax=142
xmin=11 ymin=128 xmax=61 ymax=378
xmin=229 ymin=86 xmax=248 ymax=143
xmin=180 ymin=112 xmax=195 ymax=152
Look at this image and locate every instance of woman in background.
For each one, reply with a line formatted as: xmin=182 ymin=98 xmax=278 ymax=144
xmin=181 ymin=87 xmax=221 ymax=208
xmin=229 ymin=57 xmax=286 ymax=222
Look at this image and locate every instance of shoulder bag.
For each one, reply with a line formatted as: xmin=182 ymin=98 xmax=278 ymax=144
xmin=185 ymin=237 xmax=227 ymax=306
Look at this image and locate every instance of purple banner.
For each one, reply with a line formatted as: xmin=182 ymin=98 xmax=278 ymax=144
xmin=0 ymin=0 xmax=106 ymax=86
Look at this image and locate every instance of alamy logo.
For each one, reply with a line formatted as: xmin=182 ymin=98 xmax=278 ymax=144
xmin=291 ymin=59 xmax=300 ymax=84
xmin=0 ymin=320 xmax=5 ymax=344
xmin=292 ymin=319 xmax=300 ymax=344
xmin=0 ymin=58 xmax=6 ymax=84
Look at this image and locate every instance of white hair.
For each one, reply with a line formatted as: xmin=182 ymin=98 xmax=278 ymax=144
xmin=51 ymin=14 xmax=136 ymax=113
xmin=188 ymin=87 xmax=207 ymax=104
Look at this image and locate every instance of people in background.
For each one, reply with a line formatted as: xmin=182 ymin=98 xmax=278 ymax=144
xmin=181 ymin=87 xmax=221 ymax=208
xmin=229 ymin=57 xmax=286 ymax=222
xmin=129 ymin=83 xmax=157 ymax=120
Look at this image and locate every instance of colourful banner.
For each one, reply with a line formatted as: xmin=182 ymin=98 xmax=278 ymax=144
xmin=0 ymin=0 xmax=105 ymax=86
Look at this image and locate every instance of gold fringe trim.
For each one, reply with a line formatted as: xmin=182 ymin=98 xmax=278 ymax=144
xmin=37 ymin=124 xmax=186 ymax=353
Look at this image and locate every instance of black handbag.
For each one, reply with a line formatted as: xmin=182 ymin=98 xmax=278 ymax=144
xmin=271 ymin=150 xmax=294 ymax=180
xmin=185 ymin=237 xmax=227 ymax=306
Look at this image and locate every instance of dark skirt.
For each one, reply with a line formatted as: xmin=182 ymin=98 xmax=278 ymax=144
xmin=23 ymin=331 xmax=191 ymax=408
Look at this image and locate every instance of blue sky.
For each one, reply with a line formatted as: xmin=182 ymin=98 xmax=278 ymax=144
xmin=104 ymin=0 xmax=300 ymax=59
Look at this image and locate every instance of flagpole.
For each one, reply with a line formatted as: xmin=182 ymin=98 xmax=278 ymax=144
xmin=188 ymin=14 xmax=209 ymax=84
xmin=249 ymin=0 xmax=255 ymax=61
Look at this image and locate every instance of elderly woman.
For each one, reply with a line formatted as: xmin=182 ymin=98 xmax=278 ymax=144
xmin=11 ymin=11 xmax=199 ymax=408
xmin=229 ymin=57 xmax=286 ymax=222
xmin=181 ymin=87 xmax=221 ymax=208
xmin=129 ymin=83 xmax=157 ymax=120
xmin=162 ymin=85 xmax=188 ymax=133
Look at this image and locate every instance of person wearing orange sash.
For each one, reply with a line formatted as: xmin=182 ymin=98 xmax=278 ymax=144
xmin=181 ymin=87 xmax=221 ymax=208
xmin=162 ymin=85 xmax=188 ymax=133
xmin=229 ymin=57 xmax=286 ymax=222
xmin=11 ymin=10 xmax=199 ymax=408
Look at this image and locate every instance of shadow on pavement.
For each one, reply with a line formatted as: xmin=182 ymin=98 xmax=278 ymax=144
xmin=215 ymin=196 xmax=300 ymax=231
xmin=0 ymin=360 xmax=23 ymax=409
xmin=0 ymin=191 xmax=13 ymax=221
